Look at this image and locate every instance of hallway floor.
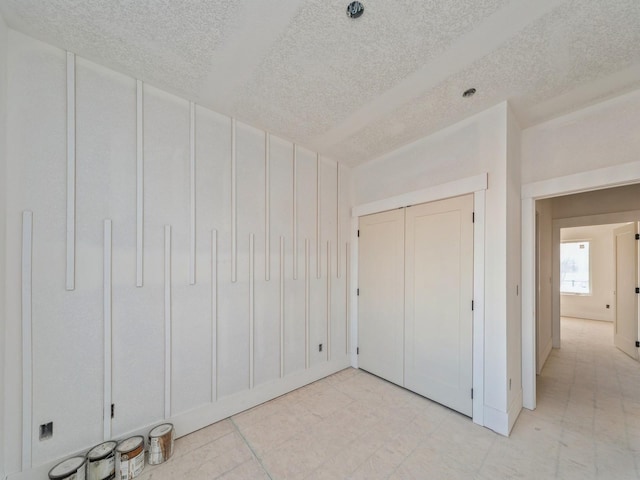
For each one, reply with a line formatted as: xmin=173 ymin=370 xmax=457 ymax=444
xmin=137 ymin=317 xmax=640 ymax=479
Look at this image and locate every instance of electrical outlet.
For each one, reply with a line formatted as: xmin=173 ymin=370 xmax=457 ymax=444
xmin=319 ymin=343 xmax=323 ymax=352
xmin=39 ymin=422 xmax=53 ymax=440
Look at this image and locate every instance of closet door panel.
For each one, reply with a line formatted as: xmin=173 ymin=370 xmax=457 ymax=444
xmin=358 ymin=209 xmax=405 ymax=386
xmin=404 ymin=194 xmax=473 ymax=416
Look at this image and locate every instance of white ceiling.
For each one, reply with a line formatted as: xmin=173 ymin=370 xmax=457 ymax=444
xmin=1 ymin=0 xmax=639 ymax=166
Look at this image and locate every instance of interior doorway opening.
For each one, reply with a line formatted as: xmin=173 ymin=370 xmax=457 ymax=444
xmin=522 ymin=169 xmax=640 ymax=410
xmin=557 ymin=222 xmax=638 ymax=355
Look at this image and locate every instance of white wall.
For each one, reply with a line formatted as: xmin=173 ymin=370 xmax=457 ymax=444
xmin=4 ymin=30 xmax=352 ymax=478
xmin=560 ymin=224 xmax=628 ymax=322
xmin=353 ymin=102 xmax=519 ymax=434
xmin=522 ymin=89 xmax=640 ymax=185
xmin=521 ymin=89 xmax=640 ymax=410
xmin=0 ymin=10 xmax=8 ymax=480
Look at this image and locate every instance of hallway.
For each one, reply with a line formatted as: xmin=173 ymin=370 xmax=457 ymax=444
xmin=534 ymin=317 xmax=640 ymax=478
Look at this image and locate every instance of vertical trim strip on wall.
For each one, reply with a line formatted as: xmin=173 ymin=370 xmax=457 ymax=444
xmin=136 ymin=80 xmax=144 ymax=287
xmin=249 ymin=234 xmax=255 ymax=389
xmin=231 ymin=119 xmax=237 ymax=283
xmin=189 ymin=102 xmax=196 ymax=285
xmin=66 ymin=51 xmax=76 ymax=291
xmin=279 ymin=236 xmax=285 ymax=378
xmin=211 ymin=229 xmax=218 ymax=402
xmin=337 ymin=165 xmax=341 ymax=279
xmin=316 ymin=154 xmax=321 ymax=279
xmin=305 ymin=238 xmax=310 ymax=369
xmin=103 ymin=220 xmax=112 ymax=441
xmin=164 ymin=225 xmax=172 ymax=419
xmin=345 ymin=242 xmax=350 ymax=355
xmin=292 ymin=145 xmax=298 ymax=280
xmin=265 ymin=133 xmax=271 ymax=281
xmin=21 ymin=211 xmax=33 ymax=470
xmin=326 ymin=241 xmax=331 ymax=361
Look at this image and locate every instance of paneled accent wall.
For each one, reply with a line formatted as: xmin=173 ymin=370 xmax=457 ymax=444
xmin=4 ymin=31 xmax=352 ymax=473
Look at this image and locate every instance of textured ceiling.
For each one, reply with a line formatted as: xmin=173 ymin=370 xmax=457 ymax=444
xmin=1 ymin=0 xmax=639 ymax=166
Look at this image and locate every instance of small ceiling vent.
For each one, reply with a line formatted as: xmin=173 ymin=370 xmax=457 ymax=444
xmin=347 ymin=2 xmax=364 ymax=19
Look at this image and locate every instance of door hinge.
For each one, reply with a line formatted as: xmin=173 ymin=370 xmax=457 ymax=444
xmin=636 ymin=233 xmax=639 ymax=240
xmin=471 ymin=300 xmax=474 ymax=311
xmin=111 ymin=403 xmax=115 ymax=419
xmin=472 ymin=212 xmax=475 ymax=223
xmin=636 ymin=287 xmax=639 ymax=294
xmin=357 ymin=288 xmax=360 ymax=296
xmin=471 ymin=388 xmax=474 ymax=399
xmin=357 ymin=347 xmax=359 ymax=355
xmin=357 ymin=229 xmax=360 ymax=237
xmin=636 ymin=341 xmax=640 ymax=348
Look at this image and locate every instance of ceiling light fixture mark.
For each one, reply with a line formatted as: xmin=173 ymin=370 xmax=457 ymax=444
xmin=462 ymin=88 xmax=477 ymax=98
xmin=346 ymin=2 xmax=364 ymax=19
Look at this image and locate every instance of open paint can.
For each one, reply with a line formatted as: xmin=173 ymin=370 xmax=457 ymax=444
xmin=147 ymin=423 xmax=174 ymax=465
xmin=115 ymin=436 xmax=145 ymax=480
xmin=48 ymin=456 xmax=87 ymax=480
xmin=86 ymin=440 xmax=117 ymax=480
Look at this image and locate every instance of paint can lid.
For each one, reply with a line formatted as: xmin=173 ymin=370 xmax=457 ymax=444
xmin=149 ymin=423 xmax=173 ymax=438
xmin=116 ymin=436 xmax=144 ymax=454
xmin=87 ymin=441 xmax=117 ymax=461
xmin=48 ymin=456 xmax=86 ymax=479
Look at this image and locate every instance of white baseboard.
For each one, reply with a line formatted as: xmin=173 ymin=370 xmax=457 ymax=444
xmin=483 ymin=388 xmax=523 ymax=437
xmin=483 ymin=405 xmax=509 ymax=436
xmin=8 ymin=358 xmax=350 ymax=480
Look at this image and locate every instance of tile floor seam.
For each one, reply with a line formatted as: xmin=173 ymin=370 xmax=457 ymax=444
xmin=473 ymin=434 xmax=497 ymax=476
xmin=384 ymin=410 xmax=449 ymax=478
xmin=230 ymin=416 xmax=274 ymax=480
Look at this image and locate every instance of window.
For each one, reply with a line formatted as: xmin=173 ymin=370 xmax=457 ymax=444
xmin=560 ymin=241 xmax=590 ymax=294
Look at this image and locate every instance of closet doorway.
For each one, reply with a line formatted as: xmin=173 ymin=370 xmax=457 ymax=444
xmin=358 ymin=194 xmax=474 ymax=416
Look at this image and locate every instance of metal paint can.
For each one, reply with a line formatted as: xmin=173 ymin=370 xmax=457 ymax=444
xmin=147 ymin=423 xmax=174 ymax=465
xmin=86 ymin=441 xmax=117 ymax=480
xmin=48 ymin=456 xmax=87 ymax=480
xmin=115 ymin=436 xmax=145 ymax=480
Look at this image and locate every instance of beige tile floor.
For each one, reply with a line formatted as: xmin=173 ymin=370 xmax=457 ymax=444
xmin=138 ymin=317 xmax=640 ymax=479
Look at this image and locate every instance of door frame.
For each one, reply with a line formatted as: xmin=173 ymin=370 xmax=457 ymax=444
xmin=351 ymin=173 xmax=487 ymax=426
xmin=521 ymin=160 xmax=640 ymax=410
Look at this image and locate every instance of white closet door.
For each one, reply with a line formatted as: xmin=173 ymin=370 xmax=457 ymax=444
xmin=404 ymin=194 xmax=474 ymax=416
xmin=358 ymin=209 xmax=405 ymax=386
xmin=614 ymin=222 xmax=639 ymax=360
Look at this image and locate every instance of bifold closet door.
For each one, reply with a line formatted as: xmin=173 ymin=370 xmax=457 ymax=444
xmin=358 ymin=209 xmax=405 ymax=386
xmin=404 ymin=194 xmax=474 ymax=417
